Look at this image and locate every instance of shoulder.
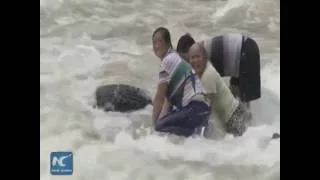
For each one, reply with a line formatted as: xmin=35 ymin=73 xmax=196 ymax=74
xmin=203 ymin=62 xmax=219 ymax=79
xmin=201 ymin=62 xmax=219 ymax=93
xmin=161 ymin=52 xmax=181 ymax=66
xmin=163 ymin=51 xmax=181 ymax=62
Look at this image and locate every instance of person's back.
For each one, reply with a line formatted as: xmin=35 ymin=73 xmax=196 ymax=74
xmin=200 ymin=33 xmax=243 ymax=77
xmin=161 ymin=50 xmax=206 ymax=108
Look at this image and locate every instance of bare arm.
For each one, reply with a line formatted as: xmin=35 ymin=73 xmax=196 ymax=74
xmin=152 ymin=82 xmax=168 ymax=123
xmin=159 ymin=98 xmax=170 ymax=119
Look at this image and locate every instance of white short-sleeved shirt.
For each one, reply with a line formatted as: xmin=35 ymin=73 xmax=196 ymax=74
xmin=158 ymin=50 xmax=206 ymax=107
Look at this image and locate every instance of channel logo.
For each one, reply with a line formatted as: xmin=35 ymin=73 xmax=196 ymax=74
xmin=50 ymin=151 xmax=73 ymax=175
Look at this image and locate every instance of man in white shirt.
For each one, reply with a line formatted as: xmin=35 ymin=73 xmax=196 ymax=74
xmin=151 ymin=27 xmax=211 ymax=137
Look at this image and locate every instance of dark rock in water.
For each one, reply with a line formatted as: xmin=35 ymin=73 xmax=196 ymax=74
xmin=95 ymin=84 xmax=152 ymax=112
xmin=272 ymin=133 xmax=280 ymax=139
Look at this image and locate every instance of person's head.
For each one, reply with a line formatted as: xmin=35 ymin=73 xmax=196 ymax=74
xmin=188 ymin=43 xmax=208 ymax=76
xmin=176 ymin=33 xmax=195 ymax=60
xmin=152 ymin=27 xmax=173 ymax=59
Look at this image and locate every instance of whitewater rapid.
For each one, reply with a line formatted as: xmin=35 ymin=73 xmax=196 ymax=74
xmin=40 ymin=0 xmax=280 ymax=179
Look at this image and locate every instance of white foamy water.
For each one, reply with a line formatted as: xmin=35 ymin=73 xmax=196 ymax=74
xmin=40 ymin=0 xmax=280 ymax=179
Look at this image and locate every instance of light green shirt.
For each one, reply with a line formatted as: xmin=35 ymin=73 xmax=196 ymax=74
xmin=201 ymin=62 xmax=239 ymax=122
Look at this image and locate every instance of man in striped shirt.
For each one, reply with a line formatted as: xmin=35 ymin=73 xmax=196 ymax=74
xmin=152 ymin=27 xmax=211 ymax=137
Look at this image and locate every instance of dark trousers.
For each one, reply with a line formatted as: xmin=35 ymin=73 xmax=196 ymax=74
xmin=230 ymin=37 xmax=261 ymax=102
xmin=155 ymin=101 xmax=211 ymax=137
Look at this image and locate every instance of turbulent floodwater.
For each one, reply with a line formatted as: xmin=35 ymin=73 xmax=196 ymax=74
xmin=40 ymin=0 xmax=280 ymax=179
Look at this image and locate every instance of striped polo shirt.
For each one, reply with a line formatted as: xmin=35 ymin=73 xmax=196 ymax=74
xmin=159 ymin=49 xmax=206 ymax=108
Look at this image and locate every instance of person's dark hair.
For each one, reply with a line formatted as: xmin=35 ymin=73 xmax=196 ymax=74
xmin=152 ymin=27 xmax=172 ymax=48
xmin=176 ymin=33 xmax=195 ymax=54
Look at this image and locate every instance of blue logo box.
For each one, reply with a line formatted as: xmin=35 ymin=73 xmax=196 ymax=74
xmin=50 ymin=151 xmax=73 ymax=175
